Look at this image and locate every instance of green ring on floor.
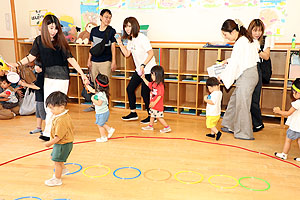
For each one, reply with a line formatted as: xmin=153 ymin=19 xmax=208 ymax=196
xmin=239 ymin=176 xmax=270 ymax=191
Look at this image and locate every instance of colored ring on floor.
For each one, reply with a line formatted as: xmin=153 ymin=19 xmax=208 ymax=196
xmin=82 ymin=165 xmax=111 ymax=178
xmin=113 ymin=167 xmax=141 ymax=180
xmin=174 ymin=171 xmax=204 ymax=184
xmin=239 ymin=176 xmax=270 ymax=191
xmin=144 ymin=169 xmax=172 ymax=181
xmin=53 ymin=163 xmax=82 ymax=175
xmin=14 ymin=197 xmax=42 ymax=200
xmin=208 ymin=175 xmax=239 ymax=189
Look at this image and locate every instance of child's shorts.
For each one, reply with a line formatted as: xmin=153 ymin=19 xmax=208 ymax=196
xmin=150 ymin=108 xmax=164 ymax=118
xmin=51 ymin=142 xmax=73 ymax=162
xmin=95 ymin=111 xmax=110 ymax=126
xmin=287 ymin=128 xmax=300 ymax=140
xmin=36 ymin=101 xmax=46 ymax=120
xmin=206 ymin=115 xmax=220 ymax=129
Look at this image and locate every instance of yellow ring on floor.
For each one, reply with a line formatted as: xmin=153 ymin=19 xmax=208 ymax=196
xmin=174 ymin=170 xmax=204 ymax=184
xmin=82 ymin=165 xmax=111 ymax=178
xmin=208 ymin=174 xmax=239 ymax=189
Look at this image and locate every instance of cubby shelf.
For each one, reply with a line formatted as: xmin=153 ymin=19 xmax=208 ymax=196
xmin=18 ymin=41 xmax=299 ymax=125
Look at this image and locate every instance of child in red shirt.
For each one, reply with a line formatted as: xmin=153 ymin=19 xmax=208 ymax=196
xmin=141 ymin=65 xmax=171 ymax=133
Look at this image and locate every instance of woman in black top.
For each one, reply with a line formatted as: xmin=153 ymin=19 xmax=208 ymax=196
xmin=11 ymin=15 xmax=89 ymax=141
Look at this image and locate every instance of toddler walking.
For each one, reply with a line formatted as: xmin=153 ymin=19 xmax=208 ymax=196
xmin=204 ymin=77 xmax=222 ymax=140
xmin=44 ymin=91 xmax=74 ymax=186
xmin=273 ymin=78 xmax=300 ymax=161
xmin=90 ymin=73 xmax=115 ymax=142
xmin=141 ymin=65 xmax=171 ymax=133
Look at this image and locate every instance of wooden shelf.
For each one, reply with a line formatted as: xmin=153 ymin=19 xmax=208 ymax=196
xmin=17 ymin=41 xmax=293 ymax=125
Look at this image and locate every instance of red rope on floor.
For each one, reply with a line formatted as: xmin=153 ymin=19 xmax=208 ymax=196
xmin=1 ymin=136 xmax=299 ymax=169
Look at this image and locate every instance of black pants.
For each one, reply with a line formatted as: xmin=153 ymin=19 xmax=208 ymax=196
xmin=127 ymin=71 xmax=151 ymax=112
xmin=250 ymin=64 xmax=263 ymax=128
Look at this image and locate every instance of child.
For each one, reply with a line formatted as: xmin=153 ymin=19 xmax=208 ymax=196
xmin=29 ymin=59 xmax=46 ymax=134
xmin=90 ymin=73 xmax=115 ymax=142
xmin=141 ymin=65 xmax=171 ymax=133
xmin=204 ymin=77 xmax=222 ymax=141
xmin=44 ymin=91 xmax=74 ymax=186
xmin=0 ymin=75 xmax=18 ymax=109
xmin=273 ymin=78 xmax=300 ymax=161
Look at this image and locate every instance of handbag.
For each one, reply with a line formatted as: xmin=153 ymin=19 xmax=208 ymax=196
xmin=19 ymin=88 xmax=36 ymax=115
xmin=17 ymin=56 xmax=37 ymax=84
xmin=89 ymin=26 xmax=111 ymax=57
xmin=259 ymin=36 xmax=272 ymax=84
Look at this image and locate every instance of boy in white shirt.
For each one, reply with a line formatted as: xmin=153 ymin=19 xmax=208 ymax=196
xmin=204 ymin=77 xmax=223 ymax=141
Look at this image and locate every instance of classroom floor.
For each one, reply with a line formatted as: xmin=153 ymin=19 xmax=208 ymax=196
xmin=1 ymin=104 xmax=300 ymax=200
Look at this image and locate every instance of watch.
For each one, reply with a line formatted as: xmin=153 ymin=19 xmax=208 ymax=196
xmin=141 ymin=64 xmax=146 ymax=67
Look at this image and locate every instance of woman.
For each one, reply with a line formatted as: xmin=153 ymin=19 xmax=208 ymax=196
xmin=116 ymin=17 xmax=156 ymax=123
xmin=248 ymin=19 xmax=273 ymax=132
xmin=11 ymin=15 xmax=89 ymax=141
xmin=219 ymin=19 xmax=259 ymax=140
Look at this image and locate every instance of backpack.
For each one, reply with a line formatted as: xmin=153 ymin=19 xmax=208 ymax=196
xmin=259 ymin=36 xmax=272 ymax=84
xmin=89 ymin=26 xmax=111 ymax=57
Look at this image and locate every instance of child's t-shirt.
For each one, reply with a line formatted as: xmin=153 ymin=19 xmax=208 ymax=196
xmin=286 ymin=99 xmax=300 ymax=132
xmin=51 ymin=110 xmax=74 ymax=144
xmin=206 ymin=90 xmax=222 ymax=116
xmin=148 ymin=82 xmax=164 ymax=111
xmin=95 ymin=91 xmax=109 ymax=114
xmin=5 ymin=87 xmax=18 ymax=103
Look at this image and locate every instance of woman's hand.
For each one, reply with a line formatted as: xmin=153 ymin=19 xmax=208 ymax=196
xmin=81 ymin=74 xmax=90 ymax=85
xmin=35 ymin=65 xmax=42 ymax=73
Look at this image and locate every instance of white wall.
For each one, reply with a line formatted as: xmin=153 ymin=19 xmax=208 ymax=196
xmin=4 ymin=0 xmax=300 ymax=43
xmin=0 ymin=0 xmax=13 ymax=38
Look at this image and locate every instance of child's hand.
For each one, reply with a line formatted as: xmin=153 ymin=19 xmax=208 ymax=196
xmin=273 ymin=107 xmax=281 ymax=113
xmin=35 ymin=65 xmax=42 ymax=73
xmin=204 ymin=95 xmax=208 ymax=101
xmin=149 ymin=102 xmax=155 ymax=108
xmin=44 ymin=141 xmax=52 ymax=148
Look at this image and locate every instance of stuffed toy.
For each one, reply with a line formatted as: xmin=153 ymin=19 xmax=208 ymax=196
xmin=60 ymin=15 xmax=80 ymax=43
xmin=76 ymin=22 xmax=97 ymax=45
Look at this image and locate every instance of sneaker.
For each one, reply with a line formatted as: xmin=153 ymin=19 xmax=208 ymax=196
xmin=140 ymin=116 xmax=157 ymax=124
xmin=160 ymin=126 xmax=171 ymax=133
xmin=96 ymin=137 xmax=108 ymax=142
xmin=30 ymin=128 xmax=42 ymax=134
xmin=294 ymin=158 xmax=300 ymax=161
xmin=122 ymin=112 xmax=138 ymax=121
xmin=221 ymin=127 xmax=233 ymax=134
xmin=142 ymin=125 xmax=154 ymax=131
xmin=275 ymin=152 xmax=287 ymax=160
xmin=108 ymin=127 xmax=115 ymax=138
xmin=216 ymin=131 xmax=222 ymax=141
xmin=253 ymin=124 xmax=264 ymax=132
xmin=39 ymin=135 xmax=50 ymax=141
xmin=45 ymin=177 xmax=62 ymax=187
xmin=206 ymin=133 xmax=215 ymax=138
xmin=83 ymin=106 xmax=95 ymax=112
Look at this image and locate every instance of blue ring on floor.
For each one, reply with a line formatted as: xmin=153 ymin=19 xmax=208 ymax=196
xmin=15 ymin=197 xmax=42 ymax=200
xmin=113 ymin=167 xmax=141 ymax=180
xmin=53 ymin=163 xmax=82 ymax=175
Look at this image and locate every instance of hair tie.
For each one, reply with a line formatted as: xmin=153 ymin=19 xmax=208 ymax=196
xmin=292 ymin=84 xmax=300 ymax=93
xmin=234 ymin=19 xmax=244 ymax=30
xmin=95 ymin=79 xmax=108 ymax=87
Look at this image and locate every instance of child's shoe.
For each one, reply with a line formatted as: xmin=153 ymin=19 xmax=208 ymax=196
xmin=216 ymin=131 xmax=222 ymax=141
xmin=142 ymin=125 xmax=154 ymax=131
xmin=160 ymin=126 xmax=171 ymax=133
xmin=30 ymin=128 xmax=42 ymax=134
xmin=274 ymin=152 xmax=287 ymax=160
xmin=108 ymin=127 xmax=115 ymax=138
xmin=206 ymin=133 xmax=215 ymax=138
xmin=45 ymin=177 xmax=62 ymax=186
xmin=294 ymin=158 xmax=300 ymax=161
xmin=96 ymin=137 xmax=108 ymax=143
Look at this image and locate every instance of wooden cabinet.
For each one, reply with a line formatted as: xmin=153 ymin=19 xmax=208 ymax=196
xmin=18 ymin=41 xmax=298 ymax=125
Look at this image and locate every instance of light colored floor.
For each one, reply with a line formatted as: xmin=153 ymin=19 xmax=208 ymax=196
xmin=1 ymin=104 xmax=300 ymax=200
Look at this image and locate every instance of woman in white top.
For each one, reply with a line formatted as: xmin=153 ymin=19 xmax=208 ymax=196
xmin=116 ymin=17 xmax=156 ymax=123
xmin=219 ymin=19 xmax=259 ymax=140
xmin=248 ymin=19 xmax=274 ymax=132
